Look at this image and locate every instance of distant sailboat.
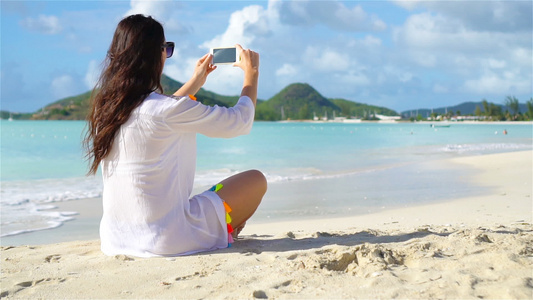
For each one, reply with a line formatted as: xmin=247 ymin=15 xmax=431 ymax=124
xmin=8 ymin=113 xmax=13 ymax=121
xmin=281 ymin=106 xmax=285 ymax=120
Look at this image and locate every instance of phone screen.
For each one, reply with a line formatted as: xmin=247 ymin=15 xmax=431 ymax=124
xmin=213 ymin=48 xmax=236 ymax=64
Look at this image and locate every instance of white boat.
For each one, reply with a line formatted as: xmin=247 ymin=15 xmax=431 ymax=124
xmin=431 ymin=123 xmax=450 ymax=128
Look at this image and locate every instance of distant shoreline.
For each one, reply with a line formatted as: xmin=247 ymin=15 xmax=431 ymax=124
xmin=274 ymin=119 xmax=533 ymax=125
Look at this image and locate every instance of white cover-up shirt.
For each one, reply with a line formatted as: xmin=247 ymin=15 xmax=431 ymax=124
xmin=100 ymin=92 xmax=255 ymax=257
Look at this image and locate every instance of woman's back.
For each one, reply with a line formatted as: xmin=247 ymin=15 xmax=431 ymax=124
xmin=100 ymin=93 xmax=255 ymax=257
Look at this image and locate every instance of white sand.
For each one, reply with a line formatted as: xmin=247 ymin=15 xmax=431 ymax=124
xmin=1 ymin=151 xmax=532 ymax=299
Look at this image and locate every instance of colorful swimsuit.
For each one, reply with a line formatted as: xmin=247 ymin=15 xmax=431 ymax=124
xmin=209 ymin=183 xmax=234 ymax=246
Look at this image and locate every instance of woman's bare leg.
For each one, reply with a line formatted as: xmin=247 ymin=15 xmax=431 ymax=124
xmin=216 ymin=170 xmax=267 ymax=234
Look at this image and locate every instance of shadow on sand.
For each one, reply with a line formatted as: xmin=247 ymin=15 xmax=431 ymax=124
xmin=206 ymin=229 xmax=451 ymax=255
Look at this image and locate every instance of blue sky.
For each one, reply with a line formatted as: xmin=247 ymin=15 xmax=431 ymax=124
xmin=1 ymin=0 xmax=532 ymax=113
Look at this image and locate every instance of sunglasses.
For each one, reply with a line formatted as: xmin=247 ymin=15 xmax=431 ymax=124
xmin=162 ymin=42 xmax=175 ymax=58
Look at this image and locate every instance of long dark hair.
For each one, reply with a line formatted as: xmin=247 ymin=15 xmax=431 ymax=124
xmin=84 ymin=14 xmax=165 ymax=175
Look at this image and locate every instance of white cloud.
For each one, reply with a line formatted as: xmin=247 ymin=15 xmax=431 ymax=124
xmin=382 ymin=66 xmax=415 ymax=84
xmin=202 ymin=66 xmax=244 ymax=96
xmin=303 ymin=47 xmax=350 ymax=72
xmin=393 ymin=13 xmax=468 ymax=51
xmin=163 ymin=64 xmax=187 ymax=86
xmin=278 ymin=0 xmax=386 ymax=31
xmin=394 ymin=9 xmax=530 ymax=55
xmin=393 ymin=10 xmax=531 ymax=75
xmin=487 ymin=59 xmax=506 ymax=69
xmin=510 ymin=47 xmax=533 ymax=68
xmin=201 ymin=5 xmax=271 ymax=50
xmin=413 ymin=52 xmax=437 ymax=68
xmin=391 ymin=0 xmax=421 ymax=10
xmin=51 ymin=75 xmax=77 ymax=99
xmin=394 ymin=0 xmax=532 ymax=32
xmin=195 ymin=4 xmax=277 ymax=95
xmin=361 ymin=35 xmax=382 ymax=47
xmin=371 ymin=18 xmax=387 ymax=32
xmin=398 ymin=72 xmax=413 ymax=83
xmin=20 ymin=14 xmax=62 ymax=34
xmin=337 ymin=70 xmax=370 ymax=86
xmin=124 ymin=0 xmax=189 ymax=34
xmin=433 ymin=84 xmax=448 ymax=94
xmin=276 ymin=64 xmax=298 ymax=77
xmin=463 ymin=71 xmax=531 ymax=95
xmin=125 ymin=0 xmax=172 ymax=19
xmin=163 ymin=49 xmax=198 ymax=84
xmin=346 ymin=35 xmax=382 ymax=50
xmin=85 ymin=60 xmax=101 ymax=90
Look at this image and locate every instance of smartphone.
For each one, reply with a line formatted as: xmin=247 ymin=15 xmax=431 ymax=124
xmin=210 ymin=47 xmax=239 ymax=65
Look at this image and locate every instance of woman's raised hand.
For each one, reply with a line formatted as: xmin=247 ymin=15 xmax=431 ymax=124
xmin=193 ymin=53 xmax=217 ymax=86
xmin=234 ymin=44 xmax=259 ymax=104
xmin=174 ymin=54 xmax=216 ymax=97
xmin=234 ymin=44 xmax=259 ymax=73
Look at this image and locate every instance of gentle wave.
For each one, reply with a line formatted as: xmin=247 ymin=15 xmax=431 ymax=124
xmin=2 ymin=141 xmax=531 ymax=238
xmin=0 ymin=168 xmax=313 ymax=237
xmin=1 ymin=210 xmax=78 ymax=237
xmin=0 ymin=176 xmax=96 ymax=237
xmin=0 ymin=166 xmax=391 ymax=237
xmin=194 ymin=167 xmax=325 ymax=188
xmin=1 ymin=176 xmax=103 ymax=206
xmin=1 ymin=169 xmax=333 ymax=208
xmin=442 ymin=143 xmax=531 ymax=153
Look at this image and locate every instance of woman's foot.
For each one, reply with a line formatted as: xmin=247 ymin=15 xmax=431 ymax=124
xmin=232 ymin=222 xmax=246 ymax=239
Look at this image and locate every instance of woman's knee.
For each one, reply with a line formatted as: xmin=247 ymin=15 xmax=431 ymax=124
xmin=246 ymin=169 xmax=267 ymax=194
xmin=217 ymin=170 xmax=266 ymax=227
xmin=218 ymin=169 xmax=267 ymax=201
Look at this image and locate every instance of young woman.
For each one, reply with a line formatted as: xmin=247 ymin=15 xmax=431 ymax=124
xmin=84 ymin=14 xmax=266 ymax=257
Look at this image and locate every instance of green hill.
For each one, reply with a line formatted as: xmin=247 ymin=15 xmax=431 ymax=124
xmin=256 ymin=83 xmax=339 ymax=121
xmin=30 ymin=74 xmax=237 ymax=120
xmin=10 ymin=75 xmax=398 ymax=121
xmin=330 ymin=98 xmax=398 ymax=119
xmin=30 ymin=90 xmax=94 ymax=120
xmin=0 ymin=111 xmax=33 ymax=120
xmin=255 ymin=83 xmax=398 ymax=121
xmin=160 ymin=75 xmax=240 ymax=107
xmin=401 ymin=101 xmax=530 ymax=118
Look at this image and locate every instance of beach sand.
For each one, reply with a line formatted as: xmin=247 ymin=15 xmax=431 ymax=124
xmin=1 ymin=151 xmax=532 ymax=299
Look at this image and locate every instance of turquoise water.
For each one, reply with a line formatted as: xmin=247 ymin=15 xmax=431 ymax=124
xmin=1 ymin=120 xmax=532 ymax=236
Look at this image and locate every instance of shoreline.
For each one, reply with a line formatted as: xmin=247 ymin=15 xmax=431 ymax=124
xmin=274 ymin=119 xmax=533 ymax=125
xmin=0 ymin=198 xmax=102 ymax=246
xmin=1 ymin=150 xmax=532 ymax=299
xmin=249 ymin=149 xmax=532 ymax=234
xmin=4 ymin=119 xmax=533 ymax=124
xmin=2 ymin=150 xmax=531 ymax=246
